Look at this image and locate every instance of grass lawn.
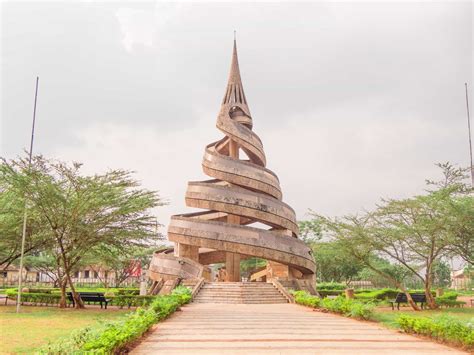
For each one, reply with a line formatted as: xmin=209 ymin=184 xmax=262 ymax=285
xmin=373 ymin=306 xmax=474 ymax=328
xmin=0 ymin=305 xmax=131 ymax=354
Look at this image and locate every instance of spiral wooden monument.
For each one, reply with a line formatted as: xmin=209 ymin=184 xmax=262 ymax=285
xmin=148 ymin=40 xmax=315 ymax=295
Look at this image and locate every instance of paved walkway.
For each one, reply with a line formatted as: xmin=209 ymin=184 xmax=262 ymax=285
xmin=131 ymin=303 xmax=468 ymax=354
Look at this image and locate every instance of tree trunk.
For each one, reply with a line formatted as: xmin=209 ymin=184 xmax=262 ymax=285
xmin=399 ymin=285 xmax=421 ymax=311
xmin=65 ymin=269 xmax=84 ymax=309
xmin=424 ymin=278 xmax=437 ymax=309
xmin=57 ymin=239 xmax=84 ymax=308
xmin=58 ymin=278 xmax=67 ymax=308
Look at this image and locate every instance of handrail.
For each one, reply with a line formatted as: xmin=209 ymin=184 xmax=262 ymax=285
xmin=270 ymin=278 xmax=294 ymax=304
xmin=191 ymin=278 xmax=205 ymax=300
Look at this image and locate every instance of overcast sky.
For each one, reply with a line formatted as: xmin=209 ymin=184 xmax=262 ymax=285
xmin=1 ymin=1 xmax=473 ymax=235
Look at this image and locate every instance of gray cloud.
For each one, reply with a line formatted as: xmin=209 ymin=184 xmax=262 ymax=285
xmin=1 ymin=1 xmax=472 ymax=230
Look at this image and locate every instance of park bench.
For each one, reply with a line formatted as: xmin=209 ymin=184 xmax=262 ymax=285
xmin=389 ymin=292 xmax=426 ymax=310
xmin=67 ymin=292 xmax=111 ymax=309
xmin=0 ymin=294 xmax=8 ymax=305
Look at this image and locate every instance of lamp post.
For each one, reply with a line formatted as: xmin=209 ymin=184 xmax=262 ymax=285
xmin=465 ymin=83 xmax=473 ymax=187
xmin=16 ymin=76 xmax=39 ymax=313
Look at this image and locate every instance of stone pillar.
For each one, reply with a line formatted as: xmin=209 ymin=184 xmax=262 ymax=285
xmin=267 ymin=261 xmax=289 ymax=280
xmin=225 ymin=139 xmax=241 ymax=282
xmin=176 ymin=243 xmax=199 ymax=262
xmin=225 ymin=252 xmax=241 ymax=282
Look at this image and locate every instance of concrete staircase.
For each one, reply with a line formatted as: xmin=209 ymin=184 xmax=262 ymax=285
xmin=193 ymin=282 xmax=289 ymax=304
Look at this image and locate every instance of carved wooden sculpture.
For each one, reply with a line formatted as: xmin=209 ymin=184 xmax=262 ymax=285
xmin=149 ymin=40 xmax=315 ymax=284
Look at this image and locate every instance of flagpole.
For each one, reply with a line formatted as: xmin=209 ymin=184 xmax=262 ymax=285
xmin=16 ymin=76 xmax=39 ymax=313
xmin=465 ymin=83 xmax=474 ymax=187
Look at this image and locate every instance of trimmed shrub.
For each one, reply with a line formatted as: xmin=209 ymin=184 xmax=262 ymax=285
xmin=316 ymin=282 xmax=346 ymax=290
xmin=116 ymin=288 xmax=140 ymax=296
xmin=24 ymin=288 xmax=55 ymax=294
xmin=6 ymin=291 xmax=64 ymax=306
xmin=397 ymin=314 xmax=474 ymax=349
xmin=354 ymin=288 xmax=399 ymax=301
xmin=293 ymin=290 xmax=321 ymax=307
xmin=437 ymin=291 xmax=458 ymax=301
xmin=110 ymin=295 xmax=155 ymax=309
xmin=7 ymin=289 xmax=156 ymax=308
xmin=435 ymin=292 xmax=466 ymax=308
xmin=291 ymin=290 xmax=374 ymax=320
xmin=39 ymin=287 xmax=191 ymax=354
xmin=318 ymin=290 xmax=344 ymax=298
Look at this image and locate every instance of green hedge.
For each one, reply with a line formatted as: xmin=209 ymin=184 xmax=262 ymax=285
xmin=292 ymin=290 xmax=374 ymax=320
xmin=7 ymin=290 xmax=155 ymax=308
xmin=435 ymin=292 xmax=466 ymax=308
xmin=316 ymin=282 xmax=346 ymax=290
xmin=318 ymin=290 xmax=345 ymax=297
xmin=6 ymin=291 xmax=64 ymax=306
xmin=436 ymin=291 xmax=458 ymax=301
xmin=10 ymin=287 xmax=141 ymax=296
xmin=23 ymin=288 xmax=55 ymax=294
xmin=116 ymin=288 xmax=140 ymax=296
xmin=397 ymin=314 xmax=474 ymax=349
xmin=111 ymin=295 xmax=155 ymax=308
xmin=39 ymin=286 xmax=192 ymax=354
xmin=354 ymin=288 xmax=399 ymax=301
xmin=318 ymin=288 xmax=398 ymax=300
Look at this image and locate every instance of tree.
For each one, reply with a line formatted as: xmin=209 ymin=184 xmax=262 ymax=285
xmin=298 ymin=219 xmax=323 ymax=243
xmin=87 ymin=244 xmax=160 ymax=287
xmin=314 ymin=213 xmax=422 ymax=310
xmin=426 ymin=163 xmax=473 ymax=266
xmin=0 ymin=180 xmax=50 ymax=269
xmin=310 ymin=241 xmax=363 ymax=284
xmin=309 ymin=163 xmax=473 ymax=310
xmin=240 ymin=258 xmax=267 ymax=278
xmin=446 ymin=195 xmax=474 ymax=265
xmin=431 ymin=260 xmax=451 ymax=288
xmin=0 ymin=155 xmax=164 ymax=308
xmin=357 ymin=256 xmax=409 ymax=288
xmin=24 ymin=253 xmax=64 ymax=287
xmin=370 ymin=192 xmax=453 ymax=308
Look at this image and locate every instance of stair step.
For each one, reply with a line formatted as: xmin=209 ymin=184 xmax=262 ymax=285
xmin=197 ymin=289 xmax=281 ymax=293
xmin=202 ymin=283 xmax=274 ymax=286
xmin=192 ymin=281 xmax=288 ymax=304
xmin=195 ymin=295 xmax=284 ymax=299
xmin=194 ymin=300 xmax=288 ymax=304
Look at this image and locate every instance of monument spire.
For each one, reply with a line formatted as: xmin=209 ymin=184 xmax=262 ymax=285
xmin=222 ymin=37 xmax=248 ymax=108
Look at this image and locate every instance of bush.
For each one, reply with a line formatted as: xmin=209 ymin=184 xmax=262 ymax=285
xmin=8 ymin=289 xmax=155 ymax=308
xmin=433 ymin=291 xmax=467 ymax=308
xmin=354 ymin=288 xmax=399 ymax=301
xmin=6 ymin=291 xmax=64 ymax=306
xmin=293 ymin=290 xmax=321 ymax=307
xmin=438 ymin=291 xmax=458 ymax=301
xmin=116 ymin=288 xmax=140 ymax=296
xmin=291 ymin=290 xmax=374 ymax=320
xmin=24 ymin=288 xmax=55 ymax=294
xmin=110 ymin=295 xmax=156 ymax=309
xmin=397 ymin=314 xmax=474 ymax=349
xmin=435 ymin=291 xmax=466 ymax=307
xmin=316 ymin=282 xmax=346 ymax=290
xmin=436 ymin=299 xmax=466 ymax=308
xmin=39 ymin=287 xmax=192 ymax=354
xmin=318 ymin=290 xmax=344 ymax=297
